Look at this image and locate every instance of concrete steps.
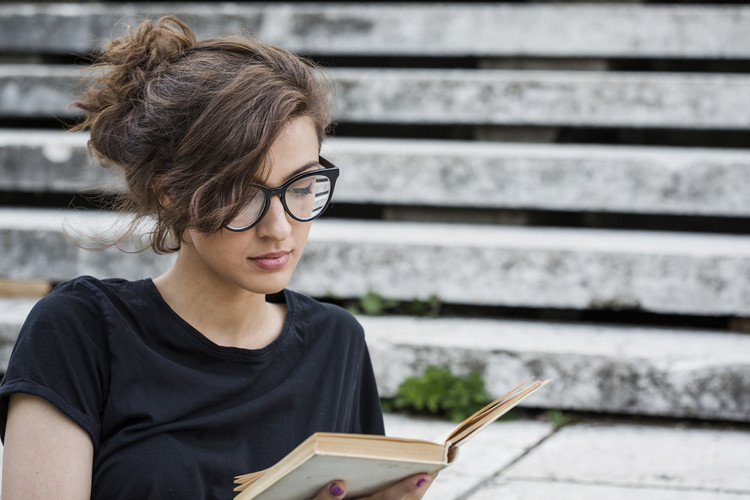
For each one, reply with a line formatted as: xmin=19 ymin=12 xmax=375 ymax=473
xmin=0 ymin=297 xmax=36 ymax=371
xmin=4 ymin=66 xmax=750 ymax=128
xmin=328 ymin=139 xmax=750 ymax=217
xmin=1 ymin=2 xmax=749 ymax=426
xmin=4 ymin=131 xmax=750 ymax=217
xmin=0 ymin=3 xmax=748 ymax=59
xmin=363 ymin=316 xmax=750 ymax=421
xmin=2 ymin=294 xmax=747 ymax=421
xmin=2 ymin=209 xmax=750 ymax=317
xmin=330 ymin=69 xmax=750 ymax=129
xmin=470 ymin=422 xmax=750 ymax=500
xmin=1 ymin=402 xmax=743 ymax=498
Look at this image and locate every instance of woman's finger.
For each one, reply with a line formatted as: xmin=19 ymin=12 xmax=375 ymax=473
xmin=312 ymin=480 xmax=347 ymax=499
xmin=362 ymin=474 xmax=432 ymax=500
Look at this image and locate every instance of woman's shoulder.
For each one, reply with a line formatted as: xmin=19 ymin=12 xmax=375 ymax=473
xmin=30 ymin=276 xmax=141 ymax=313
xmin=22 ymin=276 xmax=153 ymax=339
xmin=50 ymin=274 xmax=144 ymax=293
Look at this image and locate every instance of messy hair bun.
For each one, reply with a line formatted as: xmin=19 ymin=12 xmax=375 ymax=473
xmin=71 ymin=16 xmax=332 ymax=253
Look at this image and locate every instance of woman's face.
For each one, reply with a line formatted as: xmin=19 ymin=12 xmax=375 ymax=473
xmin=182 ymin=116 xmax=321 ymax=296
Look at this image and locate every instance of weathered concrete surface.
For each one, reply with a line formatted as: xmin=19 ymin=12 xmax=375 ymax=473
xmin=0 ymin=298 xmax=34 ymax=343
xmin=2 ymin=295 xmax=747 ymax=419
xmin=3 ymin=210 xmax=750 ymax=316
xmin=0 ymin=297 xmax=36 ymax=371
xmin=472 ymin=480 xmax=750 ymax=500
xmin=5 ymin=66 xmax=750 ymax=129
xmin=0 ymin=209 xmax=174 ymax=282
xmin=362 ymin=316 xmax=750 ymax=421
xmin=0 ymin=65 xmax=82 ymax=117
xmin=0 ymin=130 xmax=118 ymax=193
xmin=0 ymin=4 xmax=748 ymax=58
xmin=325 ymin=138 xmax=750 ymax=217
xmin=1 ymin=413 xmax=744 ymax=499
xmin=496 ymin=423 xmax=750 ymax=496
xmin=383 ymin=414 xmax=553 ymax=500
xmin=4 ymin=131 xmax=750 ymax=217
xmin=297 ymin=220 xmax=750 ymax=317
xmin=330 ymin=69 xmax=750 ymax=129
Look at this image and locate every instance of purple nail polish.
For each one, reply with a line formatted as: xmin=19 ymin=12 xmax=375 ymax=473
xmin=417 ymin=478 xmax=428 ymax=487
xmin=330 ymin=483 xmax=344 ymax=497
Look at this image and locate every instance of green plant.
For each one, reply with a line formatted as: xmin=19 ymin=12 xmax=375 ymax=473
xmin=382 ymin=366 xmax=491 ymax=422
xmin=357 ymin=291 xmax=399 ymax=315
xmin=546 ymin=409 xmax=574 ymax=430
xmin=402 ymin=295 xmax=441 ymax=317
xmin=346 ymin=291 xmax=442 ymax=317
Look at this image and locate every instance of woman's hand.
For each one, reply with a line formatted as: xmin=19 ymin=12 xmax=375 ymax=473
xmin=313 ymin=473 xmax=435 ymax=500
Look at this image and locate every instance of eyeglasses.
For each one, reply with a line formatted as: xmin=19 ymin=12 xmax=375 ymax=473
xmin=224 ymin=156 xmax=340 ymax=232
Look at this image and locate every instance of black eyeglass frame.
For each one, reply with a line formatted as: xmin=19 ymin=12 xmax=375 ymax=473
xmin=224 ymin=156 xmax=340 ymax=232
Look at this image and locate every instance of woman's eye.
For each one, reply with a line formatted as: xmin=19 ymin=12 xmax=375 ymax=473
xmin=289 ymin=182 xmax=314 ymax=196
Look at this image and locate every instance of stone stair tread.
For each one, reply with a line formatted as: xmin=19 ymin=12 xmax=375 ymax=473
xmin=328 ymin=138 xmax=750 ymax=216
xmin=0 ymin=3 xmax=748 ymax=58
xmin=3 ymin=130 xmax=750 ymax=217
xmin=360 ymin=315 xmax=750 ymax=421
xmin=4 ymin=66 xmax=750 ymax=128
xmin=306 ymin=219 xmax=750 ymax=255
xmin=329 ymin=68 xmax=750 ymax=128
xmin=0 ymin=296 xmax=37 ymax=342
xmin=501 ymin=423 xmax=750 ymax=493
xmin=298 ymin=220 xmax=750 ymax=316
xmin=360 ymin=315 xmax=750 ymax=364
xmin=2 ymin=294 xmax=747 ymax=419
xmin=383 ymin=413 xmax=554 ymax=500
xmin=3 ymin=297 xmax=742 ymax=363
xmin=2 ymin=209 xmax=750 ymax=315
xmin=4 ymin=207 xmax=750 ymax=254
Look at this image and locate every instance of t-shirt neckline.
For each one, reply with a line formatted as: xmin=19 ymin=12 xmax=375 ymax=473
xmin=142 ymin=278 xmax=295 ymax=361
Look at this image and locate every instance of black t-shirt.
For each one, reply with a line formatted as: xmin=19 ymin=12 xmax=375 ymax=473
xmin=0 ymin=276 xmax=384 ymax=499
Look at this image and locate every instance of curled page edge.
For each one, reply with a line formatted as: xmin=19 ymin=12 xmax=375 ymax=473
xmin=435 ymin=378 xmax=552 ymax=446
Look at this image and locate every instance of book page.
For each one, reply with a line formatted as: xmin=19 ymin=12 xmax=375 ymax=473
xmin=437 ymin=378 xmax=551 ymax=447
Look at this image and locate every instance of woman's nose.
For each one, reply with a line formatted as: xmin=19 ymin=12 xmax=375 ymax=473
xmin=254 ymin=195 xmax=292 ymax=240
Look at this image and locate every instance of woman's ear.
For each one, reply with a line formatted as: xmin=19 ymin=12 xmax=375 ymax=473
xmin=158 ymin=190 xmax=173 ymax=209
xmin=153 ymin=176 xmax=173 ymax=209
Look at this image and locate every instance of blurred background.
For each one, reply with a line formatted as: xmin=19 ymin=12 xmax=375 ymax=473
xmin=0 ymin=2 xmax=749 ymax=499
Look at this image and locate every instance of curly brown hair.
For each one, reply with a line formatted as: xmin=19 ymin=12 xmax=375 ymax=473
xmin=71 ymin=16 xmax=333 ymax=253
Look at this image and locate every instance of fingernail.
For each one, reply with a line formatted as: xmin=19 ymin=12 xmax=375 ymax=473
xmin=330 ymin=483 xmax=345 ymax=497
xmin=417 ymin=477 xmax=429 ymax=488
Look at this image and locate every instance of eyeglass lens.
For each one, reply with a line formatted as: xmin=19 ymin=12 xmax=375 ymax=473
xmin=226 ymin=173 xmax=333 ymax=230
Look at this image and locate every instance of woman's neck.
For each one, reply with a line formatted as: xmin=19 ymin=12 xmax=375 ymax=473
xmin=153 ymin=253 xmax=287 ymax=350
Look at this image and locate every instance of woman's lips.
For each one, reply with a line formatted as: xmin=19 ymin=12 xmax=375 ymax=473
xmin=250 ymin=251 xmax=291 ymax=270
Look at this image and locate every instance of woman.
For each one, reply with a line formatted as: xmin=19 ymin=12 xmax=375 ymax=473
xmin=0 ymin=16 xmax=433 ymax=499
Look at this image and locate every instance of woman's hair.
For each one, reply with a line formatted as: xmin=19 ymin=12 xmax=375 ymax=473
xmin=71 ymin=16 xmax=333 ymax=253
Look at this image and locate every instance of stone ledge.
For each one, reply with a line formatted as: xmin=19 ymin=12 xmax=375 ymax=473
xmin=329 ymin=69 xmax=750 ymax=129
xmin=500 ymin=423 xmax=750 ymax=492
xmin=473 ymin=481 xmax=750 ymax=500
xmin=297 ymin=220 xmax=750 ymax=317
xmin=3 ymin=131 xmax=750 ymax=217
xmin=0 ymin=4 xmax=748 ymax=58
xmin=0 ymin=130 xmax=114 ymax=193
xmin=2 ymin=209 xmax=750 ymax=316
xmin=325 ymin=138 xmax=750 ymax=217
xmin=0 ymin=297 xmax=37 ymax=371
xmin=3 ymin=296 xmax=748 ymax=420
xmin=384 ymin=414 xmax=553 ymax=500
xmin=4 ymin=66 xmax=750 ymax=129
xmin=362 ymin=316 xmax=750 ymax=421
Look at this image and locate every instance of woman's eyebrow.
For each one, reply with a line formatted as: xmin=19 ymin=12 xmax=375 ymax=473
xmin=287 ymin=160 xmax=321 ymax=178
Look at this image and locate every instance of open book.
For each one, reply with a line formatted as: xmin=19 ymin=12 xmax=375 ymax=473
xmin=233 ymin=377 xmax=551 ymax=500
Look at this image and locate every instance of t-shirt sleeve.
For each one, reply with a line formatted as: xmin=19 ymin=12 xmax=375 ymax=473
xmin=0 ymin=280 xmax=110 ymax=447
